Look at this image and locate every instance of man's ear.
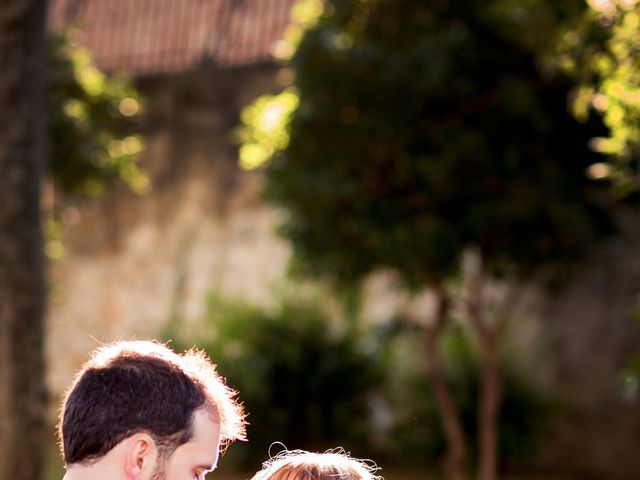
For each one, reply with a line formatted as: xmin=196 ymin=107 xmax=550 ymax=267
xmin=124 ymin=433 xmax=157 ymax=479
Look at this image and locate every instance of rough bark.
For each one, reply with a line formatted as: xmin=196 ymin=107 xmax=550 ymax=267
xmin=422 ymin=286 xmax=469 ymax=480
xmin=0 ymin=1 xmax=48 ymax=479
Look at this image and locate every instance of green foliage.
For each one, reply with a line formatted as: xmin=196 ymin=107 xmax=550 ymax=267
xmin=550 ymin=1 xmax=640 ymax=196
xmin=383 ymin=324 xmax=556 ymax=469
xmin=165 ymin=292 xmax=383 ymax=469
xmin=619 ymin=359 xmax=640 ymax=402
xmin=48 ymin=31 xmax=148 ymax=197
xmin=239 ymin=0 xmax=613 ymax=289
xmin=618 ymin=308 xmax=640 ymax=402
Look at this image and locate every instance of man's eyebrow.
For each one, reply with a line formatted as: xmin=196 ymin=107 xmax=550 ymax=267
xmin=196 ymin=463 xmax=214 ymax=472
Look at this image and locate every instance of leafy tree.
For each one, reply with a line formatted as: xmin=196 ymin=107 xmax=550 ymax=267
xmin=44 ymin=31 xmax=147 ymax=262
xmin=238 ymin=1 xmax=614 ymax=479
xmin=545 ymin=0 xmax=640 ymax=196
xmin=48 ymin=30 xmax=147 ymax=198
xmin=0 ymin=1 xmax=48 ymax=480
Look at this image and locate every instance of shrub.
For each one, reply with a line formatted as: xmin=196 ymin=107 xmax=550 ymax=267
xmin=165 ymin=292 xmax=383 ymax=469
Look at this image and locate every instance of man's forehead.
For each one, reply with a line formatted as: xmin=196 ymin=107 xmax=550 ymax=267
xmin=189 ymin=409 xmax=222 ymax=461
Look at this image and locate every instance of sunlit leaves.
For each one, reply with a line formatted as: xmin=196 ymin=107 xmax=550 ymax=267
xmin=558 ymin=1 xmax=640 ymax=195
xmin=118 ymin=97 xmax=140 ymax=117
xmin=44 ymin=213 xmax=65 ymax=261
xmin=237 ymin=89 xmax=299 ymax=170
xmin=49 ymin=30 xmax=148 ymax=197
xmin=272 ymin=0 xmax=326 ymax=61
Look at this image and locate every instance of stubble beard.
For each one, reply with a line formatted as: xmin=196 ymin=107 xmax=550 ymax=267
xmin=150 ymin=457 xmax=168 ymax=480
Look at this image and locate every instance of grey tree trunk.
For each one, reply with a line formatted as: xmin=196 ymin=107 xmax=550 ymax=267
xmin=0 ymin=1 xmax=49 ymax=479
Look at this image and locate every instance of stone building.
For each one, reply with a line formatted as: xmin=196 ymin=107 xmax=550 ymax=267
xmin=47 ymin=1 xmax=640 ymax=478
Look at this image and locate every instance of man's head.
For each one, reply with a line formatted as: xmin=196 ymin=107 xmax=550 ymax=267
xmin=59 ymin=340 xmax=245 ymax=478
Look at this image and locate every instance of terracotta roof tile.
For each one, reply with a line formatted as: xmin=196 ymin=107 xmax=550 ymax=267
xmin=49 ymin=0 xmax=296 ymax=75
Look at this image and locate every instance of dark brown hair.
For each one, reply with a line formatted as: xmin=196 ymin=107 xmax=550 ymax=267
xmin=59 ymin=340 xmax=245 ymax=465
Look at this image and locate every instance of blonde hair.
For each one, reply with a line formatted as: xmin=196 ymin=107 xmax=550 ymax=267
xmin=251 ymin=449 xmax=382 ymax=480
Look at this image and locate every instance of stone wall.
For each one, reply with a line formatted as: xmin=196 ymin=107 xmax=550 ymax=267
xmin=47 ymin=63 xmax=290 ymax=398
xmin=532 ymin=218 xmax=640 ymax=479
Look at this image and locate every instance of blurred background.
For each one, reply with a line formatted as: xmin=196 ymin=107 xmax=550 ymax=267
xmin=1 ymin=1 xmax=640 ymax=480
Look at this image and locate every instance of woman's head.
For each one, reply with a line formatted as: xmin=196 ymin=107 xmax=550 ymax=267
xmin=251 ymin=449 xmax=381 ymax=480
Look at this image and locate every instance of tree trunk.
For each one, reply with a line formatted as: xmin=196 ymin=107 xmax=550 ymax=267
xmin=0 ymin=1 xmax=48 ymax=480
xmin=475 ymin=330 xmax=501 ymax=480
xmin=466 ymin=262 xmax=502 ymax=480
xmin=422 ymin=287 xmax=468 ymax=480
